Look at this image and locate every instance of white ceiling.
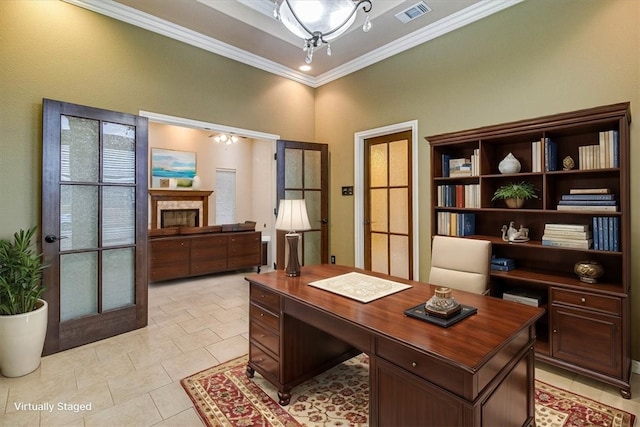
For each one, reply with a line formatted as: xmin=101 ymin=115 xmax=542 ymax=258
xmin=64 ymin=0 xmax=523 ymax=87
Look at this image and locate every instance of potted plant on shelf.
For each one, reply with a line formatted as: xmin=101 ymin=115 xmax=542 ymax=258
xmin=492 ymin=181 xmax=538 ymax=209
xmin=0 ymin=226 xmax=48 ymax=377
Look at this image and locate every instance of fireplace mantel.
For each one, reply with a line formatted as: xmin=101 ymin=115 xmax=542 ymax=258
xmin=149 ymin=189 xmax=213 ymax=229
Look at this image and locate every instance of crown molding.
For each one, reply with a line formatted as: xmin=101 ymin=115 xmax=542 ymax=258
xmin=63 ymin=0 xmax=523 ymax=88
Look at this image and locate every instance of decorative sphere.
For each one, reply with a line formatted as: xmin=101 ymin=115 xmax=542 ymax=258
xmin=574 ymin=260 xmax=604 ymax=283
xmin=562 ymin=156 xmax=575 ymax=170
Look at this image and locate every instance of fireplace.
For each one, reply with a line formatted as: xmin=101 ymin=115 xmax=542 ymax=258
xmin=149 ymin=190 xmax=213 ymax=229
xmin=161 ymin=209 xmax=199 ymax=228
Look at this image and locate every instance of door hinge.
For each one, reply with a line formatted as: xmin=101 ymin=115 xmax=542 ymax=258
xmin=274 ymin=153 xmax=277 ymax=160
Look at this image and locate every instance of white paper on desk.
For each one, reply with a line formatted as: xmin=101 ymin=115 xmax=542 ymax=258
xmin=308 ymin=272 xmax=412 ymax=303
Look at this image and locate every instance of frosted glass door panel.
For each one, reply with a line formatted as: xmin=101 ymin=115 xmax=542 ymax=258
xmin=103 ymin=122 xmax=135 ymax=184
xmin=284 ymin=190 xmax=303 ymax=200
xmin=102 ymin=186 xmax=135 ymax=246
xmin=389 ymin=188 xmax=409 ymax=234
xmin=389 ymin=140 xmax=408 ymax=186
xmin=304 ymin=150 xmax=321 ymax=189
xmin=61 ymin=115 xmax=99 ymax=182
xmin=304 ymin=191 xmax=321 ymax=229
xmin=102 ymin=248 xmax=135 ymax=311
xmin=371 ymin=233 xmax=388 ymax=274
xmin=303 ymin=232 xmax=320 ymax=265
xmin=390 ymin=235 xmax=409 ymax=279
xmin=60 ymin=185 xmax=98 ymax=251
xmin=369 ymin=143 xmax=388 ymax=187
xmin=284 ymin=149 xmax=302 ymax=188
xmin=60 ymin=252 xmax=98 ymax=321
xmin=370 ymin=189 xmax=388 ymax=232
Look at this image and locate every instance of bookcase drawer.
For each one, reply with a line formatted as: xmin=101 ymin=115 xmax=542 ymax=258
xmin=551 ymin=288 xmax=621 ymax=315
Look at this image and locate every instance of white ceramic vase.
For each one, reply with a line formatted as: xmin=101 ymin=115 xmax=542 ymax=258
xmin=192 ymin=175 xmax=201 ymax=190
xmin=0 ymin=299 xmax=48 ymax=377
xmin=498 ymin=152 xmax=521 ymax=174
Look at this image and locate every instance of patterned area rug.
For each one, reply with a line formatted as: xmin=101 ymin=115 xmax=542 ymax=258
xmin=181 ymin=355 xmax=636 ymax=427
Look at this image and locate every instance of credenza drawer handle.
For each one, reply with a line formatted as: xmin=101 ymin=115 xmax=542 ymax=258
xmin=411 ymin=362 xmax=417 ymax=368
xmin=260 ymin=313 xmax=264 ymax=317
xmin=581 ymin=298 xmax=586 ymax=303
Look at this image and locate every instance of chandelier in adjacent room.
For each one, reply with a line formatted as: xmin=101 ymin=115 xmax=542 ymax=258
xmin=212 ymin=133 xmax=238 ymax=144
xmin=274 ymin=0 xmax=373 ymax=64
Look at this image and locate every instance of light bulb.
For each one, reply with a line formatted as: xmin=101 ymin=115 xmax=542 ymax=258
xmin=305 ymin=47 xmax=314 ymax=64
xmin=326 ymin=43 xmax=332 ymax=56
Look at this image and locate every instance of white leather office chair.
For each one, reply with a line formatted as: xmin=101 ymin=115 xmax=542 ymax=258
xmin=428 ymin=235 xmax=492 ymax=295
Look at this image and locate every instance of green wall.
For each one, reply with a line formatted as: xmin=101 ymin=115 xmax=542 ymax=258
xmin=1 ymin=0 xmax=638 ymax=360
xmin=316 ymin=0 xmax=639 ymax=359
xmin=0 ymin=0 xmax=315 ymax=234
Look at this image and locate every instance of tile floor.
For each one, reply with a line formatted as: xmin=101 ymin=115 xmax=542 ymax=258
xmin=1 ymin=269 xmax=638 ymax=426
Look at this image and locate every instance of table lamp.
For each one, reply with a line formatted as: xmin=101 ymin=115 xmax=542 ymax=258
xmin=275 ymin=199 xmax=312 ymax=277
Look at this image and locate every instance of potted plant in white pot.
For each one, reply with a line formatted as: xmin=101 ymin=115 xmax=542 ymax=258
xmin=492 ymin=181 xmax=538 ymax=209
xmin=0 ymin=226 xmax=48 ymax=377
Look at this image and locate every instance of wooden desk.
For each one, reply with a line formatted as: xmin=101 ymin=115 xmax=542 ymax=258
xmin=245 ymin=265 xmax=544 ymax=426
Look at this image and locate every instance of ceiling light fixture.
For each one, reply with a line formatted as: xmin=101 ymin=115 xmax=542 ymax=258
xmin=274 ymin=0 xmax=372 ymax=64
xmin=211 ymin=133 xmax=239 ymax=145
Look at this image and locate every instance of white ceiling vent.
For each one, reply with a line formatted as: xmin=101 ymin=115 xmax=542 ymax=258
xmin=395 ymin=1 xmax=432 ymax=24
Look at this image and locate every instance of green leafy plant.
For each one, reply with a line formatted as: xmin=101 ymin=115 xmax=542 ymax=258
xmin=0 ymin=226 xmax=48 ymax=315
xmin=492 ymin=181 xmax=538 ymax=201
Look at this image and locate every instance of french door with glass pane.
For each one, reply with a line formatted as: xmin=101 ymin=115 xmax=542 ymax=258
xmin=364 ymin=130 xmax=413 ymax=279
xmin=276 ymin=140 xmax=329 ymax=269
xmin=41 ymin=99 xmax=148 ymax=355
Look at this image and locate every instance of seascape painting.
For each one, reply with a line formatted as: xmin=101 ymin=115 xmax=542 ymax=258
xmin=151 ymin=148 xmax=196 ymax=188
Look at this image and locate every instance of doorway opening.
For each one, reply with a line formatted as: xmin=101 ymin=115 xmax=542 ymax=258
xmin=139 ymin=110 xmax=280 ymax=268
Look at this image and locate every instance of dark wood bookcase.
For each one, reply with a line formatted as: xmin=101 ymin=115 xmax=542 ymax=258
xmin=426 ymin=103 xmax=632 ymax=398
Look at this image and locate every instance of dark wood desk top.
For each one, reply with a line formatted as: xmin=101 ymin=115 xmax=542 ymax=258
xmin=246 ymin=264 xmax=544 ymax=373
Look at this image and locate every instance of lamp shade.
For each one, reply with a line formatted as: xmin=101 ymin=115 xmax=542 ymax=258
xmin=275 ymin=199 xmax=312 ymax=232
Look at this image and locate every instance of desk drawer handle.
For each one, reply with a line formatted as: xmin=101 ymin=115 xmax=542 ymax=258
xmin=411 ymin=362 xmax=417 ymax=368
xmin=260 ymin=313 xmax=264 ymax=317
xmin=581 ymin=298 xmax=586 ymax=303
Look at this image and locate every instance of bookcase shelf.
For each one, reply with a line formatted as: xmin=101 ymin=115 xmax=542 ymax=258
xmin=426 ymin=102 xmax=632 ymax=398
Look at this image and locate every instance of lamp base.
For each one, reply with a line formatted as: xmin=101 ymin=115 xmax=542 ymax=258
xmin=284 ymin=232 xmax=301 ymax=277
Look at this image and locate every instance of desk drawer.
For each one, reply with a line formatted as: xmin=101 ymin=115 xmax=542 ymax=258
xmin=250 ymin=320 xmax=279 ymax=357
xmin=250 ymin=285 xmax=281 ymax=312
xmin=250 ymin=344 xmax=279 ymax=379
xmin=250 ymin=303 xmax=279 ymax=332
xmin=551 ymin=288 xmax=621 ymax=315
xmin=377 ymin=336 xmax=466 ymax=397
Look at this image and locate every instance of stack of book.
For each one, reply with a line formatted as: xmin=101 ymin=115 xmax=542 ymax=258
xmin=491 ymin=256 xmax=515 ymax=271
xmin=542 ymin=223 xmax=592 ymax=249
xmin=592 ymin=216 xmax=620 ymax=251
xmin=441 ymin=152 xmax=480 ymax=177
xmin=436 ymin=212 xmax=475 ymax=236
xmin=557 ymin=188 xmax=618 ymax=212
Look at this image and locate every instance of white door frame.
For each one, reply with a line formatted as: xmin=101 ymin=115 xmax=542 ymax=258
xmin=139 ymin=110 xmax=281 ymax=267
xmin=354 ymin=120 xmax=420 ymax=279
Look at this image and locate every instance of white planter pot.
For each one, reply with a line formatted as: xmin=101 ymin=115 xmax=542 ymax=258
xmin=0 ymin=299 xmax=48 ymax=377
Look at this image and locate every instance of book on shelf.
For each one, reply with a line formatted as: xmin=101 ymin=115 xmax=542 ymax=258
xmin=557 ymin=204 xmax=618 ymax=212
xmin=491 ymin=263 xmax=515 ymax=272
xmin=569 ymin=188 xmax=611 ymax=194
xmin=531 ymin=139 xmax=541 ymax=173
xmin=542 ymin=229 xmax=591 ymax=239
xmin=558 ymin=200 xmax=617 ymax=206
xmin=502 ymin=288 xmax=545 ymax=307
xmin=491 ymin=256 xmax=515 ymax=267
xmin=561 ymin=193 xmax=615 ymax=201
xmin=544 ymin=137 xmax=557 ymax=171
xmin=545 ymin=223 xmax=589 ymax=231
xmin=449 ymin=157 xmax=472 ymax=177
xmin=542 ymin=238 xmax=593 ymax=249
xmin=442 ymin=154 xmax=451 ymax=177
xmin=598 ymin=130 xmax=619 ymax=168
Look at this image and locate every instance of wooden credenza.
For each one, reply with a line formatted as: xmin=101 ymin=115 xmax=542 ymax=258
xmin=149 ymin=231 xmax=261 ymax=282
xmin=245 ymin=265 xmax=544 ymax=426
